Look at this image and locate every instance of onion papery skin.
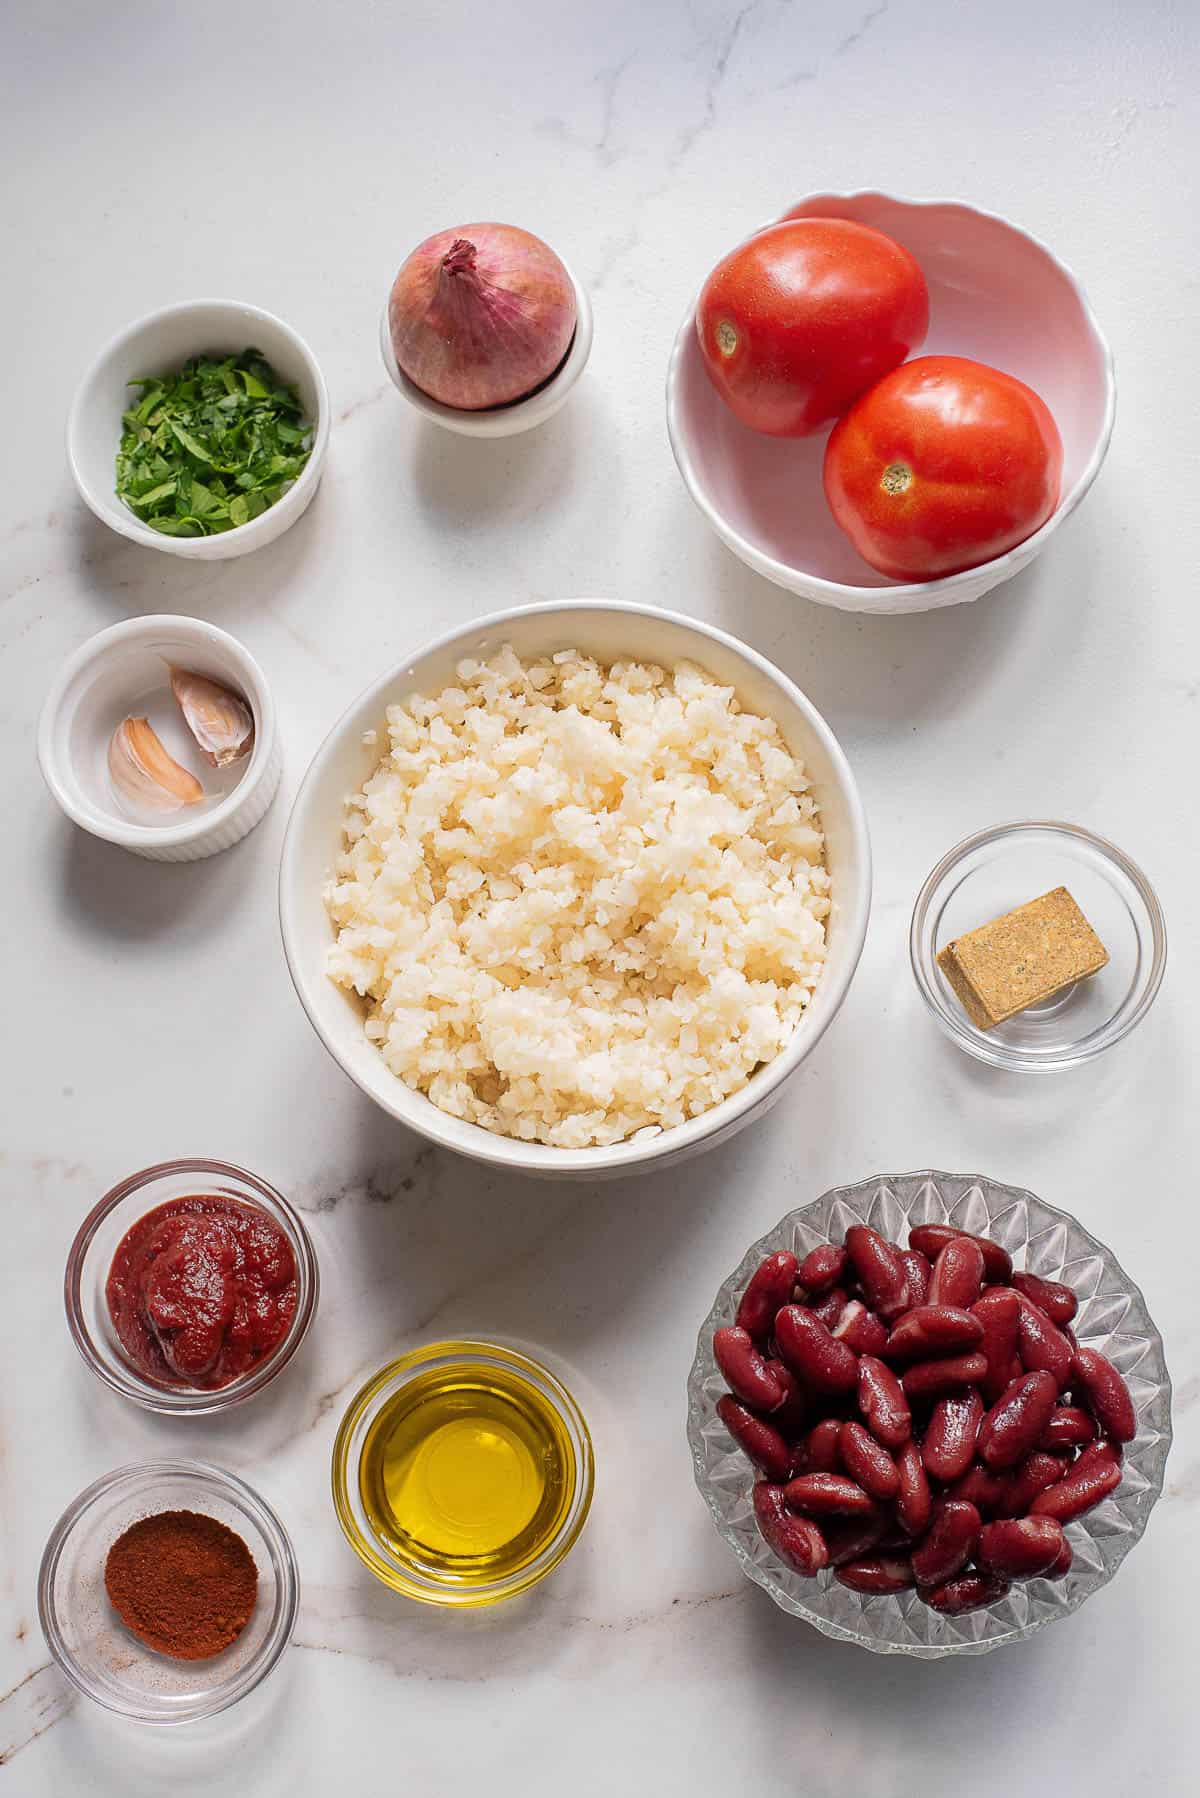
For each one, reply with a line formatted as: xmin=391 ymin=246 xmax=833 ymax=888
xmin=388 ymin=224 xmax=577 ymax=411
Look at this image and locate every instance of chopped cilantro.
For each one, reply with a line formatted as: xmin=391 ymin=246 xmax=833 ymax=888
xmin=115 ymin=349 xmax=313 ymax=536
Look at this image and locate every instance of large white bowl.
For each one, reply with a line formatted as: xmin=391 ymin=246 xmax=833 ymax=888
xmin=280 ymin=601 xmax=871 ymax=1179
xmin=667 ymin=193 xmax=1115 ymax=615
xmin=67 ymin=298 xmax=329 ymax=559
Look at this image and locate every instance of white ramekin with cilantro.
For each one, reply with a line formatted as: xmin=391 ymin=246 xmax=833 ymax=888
xmin=68 ymin=299 xmax=329 ymax=559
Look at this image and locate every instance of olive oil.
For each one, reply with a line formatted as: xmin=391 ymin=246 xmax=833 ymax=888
xmin=358 ymin=1356 xmax=575 ymax=1587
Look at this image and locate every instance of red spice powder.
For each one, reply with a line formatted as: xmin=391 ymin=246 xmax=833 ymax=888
xmin=104 ymin=1509 xmax=258 ymax=1661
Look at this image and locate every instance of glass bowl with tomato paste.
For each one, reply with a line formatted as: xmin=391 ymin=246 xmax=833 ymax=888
xmin=65 ymin=1159 xmax=318 ymax=1415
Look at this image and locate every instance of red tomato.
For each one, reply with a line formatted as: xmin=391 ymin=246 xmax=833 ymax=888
xmin=696 ymin=218 xmax=929 ymax=437
xmin=823 ymin=355 xmax=1063 ymax=580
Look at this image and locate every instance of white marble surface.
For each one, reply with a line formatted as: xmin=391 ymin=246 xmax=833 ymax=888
xmin=3 ymin=0 xmax=1198 ymax=1790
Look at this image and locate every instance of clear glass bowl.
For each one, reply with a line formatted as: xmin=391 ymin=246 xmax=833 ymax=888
xmin=332 ymin=1340 xmax=594 ymax=1606
xmin=910 ymin=821 xmax=1166 ymax=1070
xmin=38 ymin=1460 xmax=299 ymax=1722
xmin=64 ymin=1159 xmax=319 ymax=1415
xmin=687 ymin=1171 xmax=1172 ymax=1657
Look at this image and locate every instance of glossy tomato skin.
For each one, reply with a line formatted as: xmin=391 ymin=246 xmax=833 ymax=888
xmin=823 ymin=355 xmax=1063 ymax=581
xmin=696 ymin=218 xmax=929 ymax=438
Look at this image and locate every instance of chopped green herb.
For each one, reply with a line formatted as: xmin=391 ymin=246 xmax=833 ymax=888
xmin=115 ymin=349 xmax=313 ymax=536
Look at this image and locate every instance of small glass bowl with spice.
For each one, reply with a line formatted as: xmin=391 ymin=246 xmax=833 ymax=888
xmin=65 ymin=1159 xmax=319 ymax=1416
xmin=332 ymin=1340 xmax=595 ymax=1606
xmin=38 ymin=1460 xmax=298 ymax=1723
xmin=910 ymin=821 xmax=1167 ymax=1071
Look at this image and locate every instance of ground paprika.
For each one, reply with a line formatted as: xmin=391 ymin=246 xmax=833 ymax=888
xmin=104 ymin=1509 xmax=258 ymax=1660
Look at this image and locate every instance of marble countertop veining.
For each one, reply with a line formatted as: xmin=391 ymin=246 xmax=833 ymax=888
xmin=2 ymin=0 xmax=1198 ymax=1792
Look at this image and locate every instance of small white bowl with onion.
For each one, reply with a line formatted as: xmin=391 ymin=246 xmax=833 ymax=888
xmin=38 ymin=615 xmax=280 ymax=862
xmin=380 ymin=224 xmax=593 ymax=438
xmin=279 ymin=600 xmax=871 ymax=1180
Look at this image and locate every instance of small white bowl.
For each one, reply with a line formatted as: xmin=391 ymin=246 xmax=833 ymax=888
xmin=379 ymin=261 xmax=593 ymax=438
xmin=68 ymin=298 xmax=329 ymax=559
xmin=279 ymin=600 xmax=871 ymax=1180
xmin=38 ymin=615 xmax=281 ymax=862
xmin=667 ymin=193 xmax=1115 ymax=615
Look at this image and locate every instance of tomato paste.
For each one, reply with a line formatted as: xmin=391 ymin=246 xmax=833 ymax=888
xmin=106 ymin=1195 xmax=297 ymax=1389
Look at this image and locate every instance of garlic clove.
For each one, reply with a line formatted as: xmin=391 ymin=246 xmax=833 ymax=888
xmin=168 ymin=665 xmax=255 ymax=768
xmin=108 ymin=716 xmax=206 ymax=814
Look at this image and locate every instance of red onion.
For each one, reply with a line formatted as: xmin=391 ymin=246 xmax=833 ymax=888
xmin=388 ymin=223 xmax=577 ymax=411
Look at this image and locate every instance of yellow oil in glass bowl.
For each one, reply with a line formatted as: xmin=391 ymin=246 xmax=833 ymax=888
xmin=332 ymin=1341 xmax=593 ymax=1605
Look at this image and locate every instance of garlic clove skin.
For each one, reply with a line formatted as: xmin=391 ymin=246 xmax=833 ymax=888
xmin=108 ymin=717 xmax=206 ymax=815
xmin=168 ymin=665 xmax=255 ymax=768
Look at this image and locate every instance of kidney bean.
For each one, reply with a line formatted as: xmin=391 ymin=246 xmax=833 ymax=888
xmin=1040 ymin=1405 xmax=1098 ymax=1452
xmin=753 ymin=1482 xmax=828 ymax=1576
xmin=840 ymin=1421 xmax=900 ymax=1502
xmin=774 ymin=1305 xmax=859 ymax=1395
xmin=1060 ymin=1323 xmax=1079 ymax=1350
xmin=857 ymin=1355 xmax=912 ymax=1448
xmin=806 ymin=1288 xmax=844 ymax=1330
xmin=801 ymin=1417 xmax=844 ymax=1474
xmin=1030 ymin=1442 xmax=1123 ymax=1522
xmin=1011 ymin=1270 xmax=1078 ymax=1327
xmin=736 ymin=1251 xmax=800 ymax=1343
xmin=972 ymin=1288 xmax=1022 ymax=1402
xmin=845 ymin=1224 xmax=910 ymax=1320
xmin=924 ymin=1571 xmax=1011 ymax=1615
xmin=763 ymin=1359 xmax=808 ymax=1437
xmin=836 ymin=1556 xmax=916 ymax=1595
xmin=1016 ymin=1297 xmax=1074 ymax=1390
xmin=977 ymin=1517 xmax=1065 ymax=1580
xmin=886 ymin=1305 xmax=985 ymax=1361
xmin=901 ymin=1352 xmax=989 ymax=1399
xmin=823 ymin=1512 xmax=887 ymax=1566
xmin=784 ymin=1472 xmax=877 ymax=1517
xmin=911 ymin=1499 xmax=981 ymax=1587
xmin=922 ymin=1390 xmax=984 ymax=1484
xmin=1044 ymin=1535 xmax=1073 ymax=1580
xmin=1002 ymin=1450 xmax=1070 ymax=1517
xmin=895 ymin=1439 xmax=933 ymax=1536
xmin=833 ymin=1300 xmax=889 ymax=1357
xmin=716 ymin=1396 xmax=793 ymax=1481
xmin=948 ymin=1461 xmax=1011 ymax=1518
xmin=908 ymin=1223 xmax=1013 ymax=1285
xmin=900 ymin=1250 xmax=931 ymax=1309
xmin=796 ymin=1243 xmax=847 ymax=1298
xmin=978 ymin=1370 xmax=1059 ymax=1470
xmin=928 ymin=1238 xmax=985 ymax=1310
xmin=1072 ymin=1346 xmax=1137 ymax=1443
xmin=713 ymin=1326 xmax=785 ymax=1413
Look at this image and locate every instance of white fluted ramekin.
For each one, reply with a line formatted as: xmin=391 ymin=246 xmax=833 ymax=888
xmin=38 ymin=615 xmax=280 ymax=861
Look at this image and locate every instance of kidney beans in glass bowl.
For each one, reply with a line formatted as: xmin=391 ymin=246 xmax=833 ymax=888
xmin=686 ymin=1171 xmax=1171 ymax=1656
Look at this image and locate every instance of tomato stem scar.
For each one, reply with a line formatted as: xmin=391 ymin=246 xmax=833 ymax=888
xmin=881 ymin=461 xmax=913 ymax=495
xmin=715 ymin=320 xmax=738 ymax=356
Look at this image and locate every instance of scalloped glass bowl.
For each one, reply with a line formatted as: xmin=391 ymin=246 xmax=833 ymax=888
xmin=687 ymin=1171 xmax=1171 ymax=1657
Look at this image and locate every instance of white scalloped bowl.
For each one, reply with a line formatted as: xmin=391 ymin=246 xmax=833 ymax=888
xmin=667 ymin=194 xmax=1115 ymax=614
xmin=687 ymin=1171 xmax=1171 ymax=1656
